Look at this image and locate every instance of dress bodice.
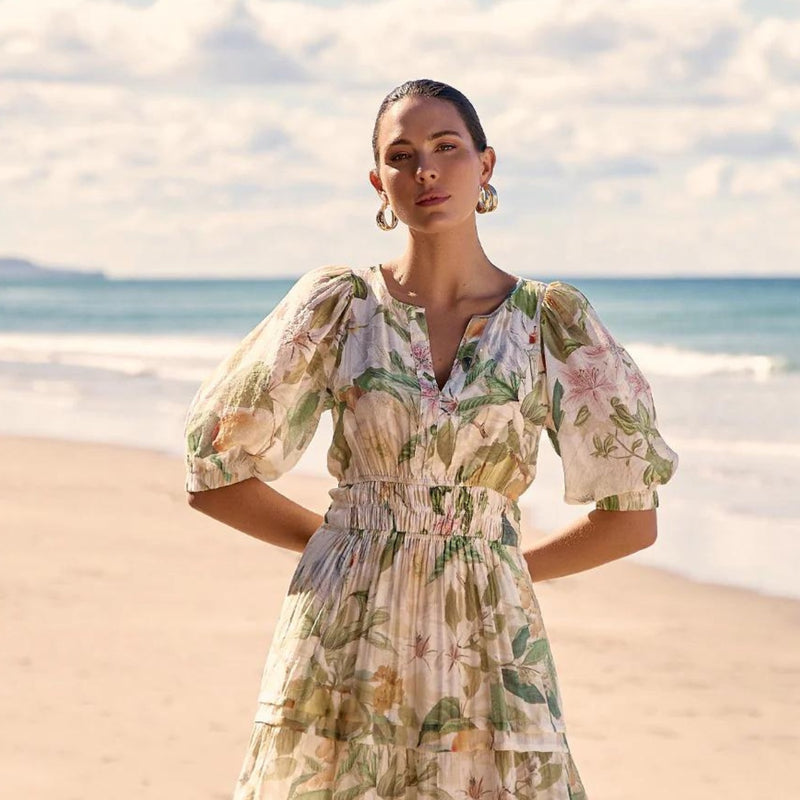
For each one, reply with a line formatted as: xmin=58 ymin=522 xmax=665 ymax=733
xmin=185 ymin=263 xmax=677 ymax=512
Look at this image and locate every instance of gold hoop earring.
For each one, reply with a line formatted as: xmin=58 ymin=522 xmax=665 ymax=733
xmin=376 ymin=200 xmax=398 ymax=231
xmin=476 ymin=183 xmax=498 ymax=214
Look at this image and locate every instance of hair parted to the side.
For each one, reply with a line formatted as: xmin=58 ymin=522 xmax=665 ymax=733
xmin=371 ymin=79 xmax=488 ymax=166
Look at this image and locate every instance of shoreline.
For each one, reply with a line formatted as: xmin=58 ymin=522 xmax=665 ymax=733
xmin=3 ymin=434 xmax=798 ymax=799
xmin=3 ymin=429 xmax=796 ymax=603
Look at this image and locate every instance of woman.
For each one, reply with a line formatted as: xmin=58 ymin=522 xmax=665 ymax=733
xmin=185 ymin=79 xmax=678 ymax=800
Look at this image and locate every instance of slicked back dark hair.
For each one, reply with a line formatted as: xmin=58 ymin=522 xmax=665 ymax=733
xmin=371 ymin=79 xmax=488 ymax=166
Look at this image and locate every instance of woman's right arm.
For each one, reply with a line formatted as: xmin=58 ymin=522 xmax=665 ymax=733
xmin=187 ymin=479 xmax=324 ymax=554
xmin=183 ymin=266 xmax=357 ymax=550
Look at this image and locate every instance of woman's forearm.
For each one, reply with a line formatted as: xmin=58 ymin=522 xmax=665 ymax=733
xmin=187 ymin=477 xmax=324 ymax=553
xmin=523 ymin=509 xmax=658 ymax=582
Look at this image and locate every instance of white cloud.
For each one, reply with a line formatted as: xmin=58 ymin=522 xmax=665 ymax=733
xmin=0 ymin=0 xmax=798 ymax=276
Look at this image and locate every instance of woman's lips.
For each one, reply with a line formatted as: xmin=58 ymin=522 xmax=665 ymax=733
xmin=416 ymin=195 xmax=450 ymax=206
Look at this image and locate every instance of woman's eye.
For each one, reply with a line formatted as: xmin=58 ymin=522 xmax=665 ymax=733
xmin=389 ymin=144 xmax=455 ymax=163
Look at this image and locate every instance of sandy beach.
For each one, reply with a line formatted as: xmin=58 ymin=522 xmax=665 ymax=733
xmin=2 ymin=433 xmax=798 ymax=800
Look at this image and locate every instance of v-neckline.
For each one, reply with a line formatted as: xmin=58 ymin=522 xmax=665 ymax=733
xmin=371 ymin=263 xmax=525 ymax=396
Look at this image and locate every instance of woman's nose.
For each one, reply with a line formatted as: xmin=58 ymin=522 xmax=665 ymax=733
xmin=416 ymin=160 xmax=438 ymax=181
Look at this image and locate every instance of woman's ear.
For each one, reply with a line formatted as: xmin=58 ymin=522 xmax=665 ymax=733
xmin=480 ymin=146 xmax=496 ymax=183
xmin=368 ymin=168 xmax=384 ymax=197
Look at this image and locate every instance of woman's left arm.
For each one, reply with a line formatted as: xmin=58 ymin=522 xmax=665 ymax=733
xmin=523 ymin=509 xmax=657 ymax=582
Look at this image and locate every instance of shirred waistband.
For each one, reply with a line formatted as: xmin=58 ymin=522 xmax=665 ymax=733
xmin=322 ymin=480 xmax=522 ymax=543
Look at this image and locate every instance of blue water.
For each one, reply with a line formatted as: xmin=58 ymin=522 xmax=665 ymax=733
xmin=1 ymin=273 xmax=799 ymax=600
xmin=2 ymin=275 xmax=798 ymax=369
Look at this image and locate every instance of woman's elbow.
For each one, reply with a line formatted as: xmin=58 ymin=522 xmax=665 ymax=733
xmin=187 ymin=490 xmax=211 ymax=510
xmin=592 ymin=508 xmax=658 ymax=553
xmin=629 ymin=509 xmax=658 ymax=551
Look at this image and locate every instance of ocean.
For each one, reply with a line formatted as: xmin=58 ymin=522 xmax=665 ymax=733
xmin=1 ymin=273 xmax=798 ymax=600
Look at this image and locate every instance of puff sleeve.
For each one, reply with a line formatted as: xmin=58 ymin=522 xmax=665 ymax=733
xmin=184 ymin=264 xmax=356 ymax=492
xmin=539 ymin=281 xmax=679 ymax=511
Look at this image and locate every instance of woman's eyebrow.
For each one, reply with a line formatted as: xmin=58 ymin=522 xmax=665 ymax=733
xmin=387 ymin=130 xmax=464 ymax=148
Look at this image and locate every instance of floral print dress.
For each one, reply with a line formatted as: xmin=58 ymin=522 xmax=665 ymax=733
xmin=184 ymin=263 xmax=679 ymax=800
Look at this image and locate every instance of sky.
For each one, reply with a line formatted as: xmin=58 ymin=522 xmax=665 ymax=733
xmin=0 ymin=0 xmax=799 ymax=278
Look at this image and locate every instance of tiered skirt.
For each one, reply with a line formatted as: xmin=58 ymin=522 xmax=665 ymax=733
xmin=232 ymin=481 xmax=588 ymax=799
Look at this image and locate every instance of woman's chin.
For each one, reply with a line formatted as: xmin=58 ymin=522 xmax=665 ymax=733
xmin=405 ymin=210 xmax=473 ymax=234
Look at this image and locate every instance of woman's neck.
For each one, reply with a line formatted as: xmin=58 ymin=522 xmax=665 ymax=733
xmin=383 ymin=221 xmax=509 ymax=308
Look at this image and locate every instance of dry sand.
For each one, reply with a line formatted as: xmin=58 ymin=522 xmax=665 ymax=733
xmin=2 ymin=434 xmax=798 ymax=799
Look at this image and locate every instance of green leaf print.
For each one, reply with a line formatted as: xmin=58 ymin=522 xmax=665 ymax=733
xmin=522 ymin=639 xmax=551 ymax=664
xmin=511 ymin=282 xmax=539 ymax=318
xmin=209 ymin=454 xmax=232 ymax=482
xmin=354 ymin=367 xmax=419 ymax=403
xmin=348 ymin=271 xmax=369 ymax=300
xmin=376 ymin=755 xmax=407 ymax=798
xmin=489 ymin=683 xmax=511 ymax=730
xmin=501 ymin=668 xmax=546 ymax=704
xmin=329 ymin=401 xmax=352 ymax=472
xmin=231 ymin=362 xmax=272 ymax=410
xmin=457 ymin=392 xmax=514 ymax=415
xmin=436 ymin=418 xmax=456 ymax=468
xmin=283 ymin=389 xmax=322 ymax=458
xmin=398 ymin=434 xmax=422 ymax=463
xmin=336 ymin=747 xmax=361 ymax=780
xmin=644 ymin=443 xmax=677 ymax=485
xmin=541 ymin=297 xmax=595 ymax=362
xmin=546 ymin=427 xmax=561 ymax=457
xmin=389 ymin=349 xmax=407 ymax=374
xmin=462 ymin=663 xmax=482 ymax=700
xmin=489 ymin=540 xmax=524 ymax=577
xmin=419 ymin=696 xmax=462 ymax=737
xmin=357 ymin=751 xmax=378 ymax=783
xmin=376 ymin=306 xmax=412 ymax=343
xmin=427 ymin=537 xmax=484 ymax=584
xmin=485 ymin=374 xmax=518 ymax=401
xmin=511 ymin=626 xmax=530 ymax=659
xmin=456 ymin=337 xmax=479 ymax=365
xmin=637 ymin=398 xmax=652 ymax=430
xmin=463 ymin=356 xmax=494 ymax=388
xmin=591 ymin=432 xmax=618 ymax=458
xmin=500 ymin=515 xmax=518 ymax=546
xmin=519 ymin=391 xmax=549 ymax=425
xmin=308 ymin=290 xmax=346 ymax=331
xmin=454 ymin=487 xmax=475 ymax=533
xmin=551 ymin=379 xmax=565 ymax=432
xmin=481 ymin=568 xmax=500 ymax=606
xmin=597 ymin=493 xmax=621 ymax=510
xmin=546 ymin=689 xmax=562 ymax=719
xmin=463 ymin=574 xmax=482 ymax=623
xmin=574 ymin=404 xmax=590 ymax=426
xmin=186 ymin=428 xmax=202 ymax=456
xmin=319 ymin=590 xmax=390 ymax=651
xmin=538 ymin=762 xmax=564 ymax=791
xmin=444 ymin=585 xmax=461 ymax=633
xmin=427 ymin=485 xmax=452 ymax=514
xmin=371 ymin=714 xmax=395 ymax=745
xmin=282 ymin=350 xmax=313 ymax=386
xmin=379 ymin=531 xmax=405 ymax=573
xmin=609 ymin=397 xmax=640 ymax=435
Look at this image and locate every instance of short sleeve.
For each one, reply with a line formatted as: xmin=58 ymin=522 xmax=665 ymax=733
xmin=184 ymin=264 xmax=357 ymax=492
xmin=539 ymin=281 xmax=679 ymax=511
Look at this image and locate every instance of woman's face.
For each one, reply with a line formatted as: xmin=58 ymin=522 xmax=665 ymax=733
xmin=370 ymin=96 xmax=495 ymax=233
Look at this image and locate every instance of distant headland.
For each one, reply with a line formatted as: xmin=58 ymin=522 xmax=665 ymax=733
xmin=0 ymin=257 xmax=106 ymax=280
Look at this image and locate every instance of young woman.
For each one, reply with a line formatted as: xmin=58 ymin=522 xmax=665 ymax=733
xmin=185 ymin=79 xmax=678 ymax=800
